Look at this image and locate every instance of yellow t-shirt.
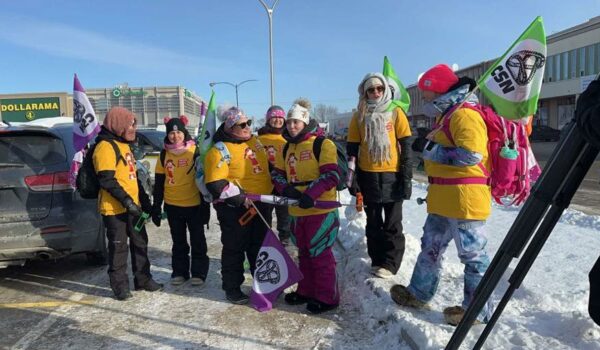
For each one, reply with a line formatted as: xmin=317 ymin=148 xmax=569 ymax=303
xmin=425 ymin=107 xmax=492 ymax=220
xmin=203 ymin=136 xmax=273 ymax=196
xmin=155 ymin=145 xmax=201 ymax=207
xmin=273 ymin=136 xmax=338 ymax=217
xmin=257 ymin=133 xmax=286 ymax=165
xmin=93 ymin=140 xmax=139 ymax=216
xmin=347 ymin=107 xmax=412 ymax=172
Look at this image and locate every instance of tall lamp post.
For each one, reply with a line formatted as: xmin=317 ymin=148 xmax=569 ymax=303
xmin=258 ymin=0 xmax=280 ymax=106
xmin=209 ymin=79 xmax=258 ymax=107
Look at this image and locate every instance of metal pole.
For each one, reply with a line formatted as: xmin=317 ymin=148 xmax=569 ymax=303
xmin=209 ymin=80 xmax=257 ymax=108
xmin=258 ymin=0 xmax=280 ymax=106
xmin=235 ymin=85 xmax=239 ymax=107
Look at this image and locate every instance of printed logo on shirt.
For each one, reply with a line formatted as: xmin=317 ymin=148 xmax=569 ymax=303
xmin=288 ymin=153 xmax=299 ymax=183
xmin=300 ymin=150 xmax=312 ymax=161
xmin=125 ymin=152 xmax=137 ymax=180
xmin=244 ymin=147 xmax=263 ymax=174
xmin=386 ymin=121 xmax=393 ymax=132
xmin=165 ymin=159 xmax=176 ymax=185
xmin=266 ymin=145 xmax=277 ymax=164
xmin=177 ymin=158 xmax=189 ymax=167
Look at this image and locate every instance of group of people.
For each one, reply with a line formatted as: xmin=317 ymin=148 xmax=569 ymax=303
xmin=91 ymin=62 xmax=506 ymax=325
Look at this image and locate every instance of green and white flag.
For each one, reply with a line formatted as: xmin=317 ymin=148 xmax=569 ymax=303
xmin=478 ymin=16 xmax=546 ymax=120
xmin=382 ymin=56 xmax=410 ymax=113
xmin=199 ymin=90 xmax=217 ymax=158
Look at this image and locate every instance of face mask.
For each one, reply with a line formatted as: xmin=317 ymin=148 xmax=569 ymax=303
xmin=422 ymin=101 xmax=443 ymax=119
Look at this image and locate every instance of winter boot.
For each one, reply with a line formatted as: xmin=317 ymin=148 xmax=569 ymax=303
xmin=135 ymin=279 xmax=164 ymax=292
xmin=371 ymin=266 xmax=394 ymax=279
xmin=443 ymin=306 xmax=482 ymax=326
xmin=226 ymin=288 xmax=249 ymax=305
xmin=170 ymin=276 xmax=186 ymax=286
xmin=390 ymin=285 xmax=430 ymax=309
xmin=114 ymin=290 xmax=133 ymax=301
xmin=306 ymin=300 xmax=338 ymax=314
xmin=284 ymin=292 xmax=311 ymax=305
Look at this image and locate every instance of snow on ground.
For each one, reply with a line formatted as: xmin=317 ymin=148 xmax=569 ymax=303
xmin=334 ymin=182 xmax=600 ymax=349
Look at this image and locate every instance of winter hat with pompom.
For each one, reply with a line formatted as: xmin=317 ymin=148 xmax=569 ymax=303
xmin=287 ymin=98 xmax=312 ymax=125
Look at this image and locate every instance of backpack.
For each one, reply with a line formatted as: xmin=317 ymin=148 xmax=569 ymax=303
xmin=194 ymin=141 xmax=230 ymax=202
xmin=433 ymin=103 xmax=541 ymax=206
xmin=283 ymin=136 xmax=348 ymax=191
xmin=76 ymin=139 xmax=125 ymax=199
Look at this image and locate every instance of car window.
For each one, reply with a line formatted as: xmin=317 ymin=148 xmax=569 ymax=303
xmin=0 ymin=134 xmax=66 ymax=166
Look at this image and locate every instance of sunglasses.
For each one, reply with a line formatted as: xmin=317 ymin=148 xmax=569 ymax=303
xmin=367 ymin=86 xmax=385 ymax=94
xmin=234 ymin=120 xmax=253 ymax=129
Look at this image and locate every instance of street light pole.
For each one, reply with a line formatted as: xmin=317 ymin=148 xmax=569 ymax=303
xmin=258 ymin=0 xmax=280 ymax=106
xmin=209 ymin=79 xmax=258 ymax=107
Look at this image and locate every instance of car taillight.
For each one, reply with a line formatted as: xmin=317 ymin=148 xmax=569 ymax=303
xmin=24 ymin=171 xmax=72 ymax=192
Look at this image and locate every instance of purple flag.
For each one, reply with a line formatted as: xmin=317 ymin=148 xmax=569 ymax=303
xmin=250 ymin=229 xmax=303 ymax=312
xmin=72 ymin=74 xmax=100 ymax=152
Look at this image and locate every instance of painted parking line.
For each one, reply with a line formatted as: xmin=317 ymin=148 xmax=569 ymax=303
xmin=0 ymin=299 xmax=95 ymax=309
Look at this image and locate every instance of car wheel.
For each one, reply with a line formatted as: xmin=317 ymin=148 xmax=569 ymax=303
xmin=86 ymin=221 xmax=108 ymax=266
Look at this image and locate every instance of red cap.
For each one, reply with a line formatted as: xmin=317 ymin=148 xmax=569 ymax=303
xmin=418 ymin=64 xmax=459 ymax=94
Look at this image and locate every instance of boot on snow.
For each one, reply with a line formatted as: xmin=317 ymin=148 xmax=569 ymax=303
xmin=390 ymin=285 xmax=430 ymax=309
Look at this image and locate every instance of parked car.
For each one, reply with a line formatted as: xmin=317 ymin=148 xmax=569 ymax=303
xmin=133 ymin=128 xmax=165 ymax=187
xmin=530 ymin=125 xmax=561 ymax=142
xmin=0 ymin=119 xmax=152 ymax=268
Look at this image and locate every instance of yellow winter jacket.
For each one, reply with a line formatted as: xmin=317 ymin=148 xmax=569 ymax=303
xmin=155 ymin=145 xmax=201 ymax=207
xmin=347 ymin=107 xmax=412 ymax=172
xmin=425 ymin=107 xmax=492 ymax=220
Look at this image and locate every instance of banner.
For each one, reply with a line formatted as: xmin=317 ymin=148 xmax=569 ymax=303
xmin=383 ymin=56 xmax=410 ymax=113
xmin=478 ymin=16 xmax=547 ymax=119
xmin=250 ymin=229 xmax=303 ymax=312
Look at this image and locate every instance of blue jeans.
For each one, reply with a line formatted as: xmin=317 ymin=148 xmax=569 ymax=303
xmin=407 ymin=213 xmax=493 ymax=322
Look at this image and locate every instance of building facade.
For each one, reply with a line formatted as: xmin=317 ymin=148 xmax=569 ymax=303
xmin=0 ymin=85 xmax=204 ymax=128
xmin=407 ymin=16 xmax=600 ymax=130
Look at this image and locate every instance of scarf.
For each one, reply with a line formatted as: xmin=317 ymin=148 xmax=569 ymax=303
xmin=163 ymin=140 xmax=195 ymax=156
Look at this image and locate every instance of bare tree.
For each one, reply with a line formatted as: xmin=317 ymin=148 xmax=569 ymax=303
xmin=312 ymin=104 xmax=339 ymax=122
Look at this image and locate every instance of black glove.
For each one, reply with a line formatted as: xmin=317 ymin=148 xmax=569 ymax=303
xmin=123 ymin=197 xmax=143 ymax=218
xmin=151 ymin=205 xmax=162 ymax=227
xmin=199 ymin=200 xmax=211 ymax=226
xmin=402 ymin=179 xmax=412 ymax=200
xmin=411 ymin=137 xmax=428 ymax=153
xmin=298 ymin=193 xmax=315 ymax=209
xmin=282 ymin=186 xmax=302 ymax=199
xmin=224 ymin=192 xmax=246 ymax=207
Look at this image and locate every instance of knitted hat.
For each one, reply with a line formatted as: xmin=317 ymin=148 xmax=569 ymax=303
xmin=287 ymin=98 xmax=311 ymax=125
xmin=164 ymin=115 xmax=189 ymax=134
xmin=103 ymin=107 xmax=137 ymax=141
xmin=418 ymin=64 xmax=459 ymax=94
xmin=364 ymin=77 xmax=385 ymax=91
xmin=265 ymin=105 xmax=285 ymax=121
xmin=221 ymin=107 xmax=247 ymax=131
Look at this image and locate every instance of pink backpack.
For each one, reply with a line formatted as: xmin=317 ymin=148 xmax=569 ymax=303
xmin=432 ymin=103 xmax=541 ymax=206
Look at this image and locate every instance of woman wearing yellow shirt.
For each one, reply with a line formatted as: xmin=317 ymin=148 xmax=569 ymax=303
xmin=347 ymin=73 xmax=413 ymax=279
xmin=151 ymin=116 xmax=209 ymax=287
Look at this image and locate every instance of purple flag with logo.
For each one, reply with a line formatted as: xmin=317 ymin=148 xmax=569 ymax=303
xmin=250 ymin=229 xmax=303 ymax=312
xmin=73 ymin=74 xmax=100 ymax=152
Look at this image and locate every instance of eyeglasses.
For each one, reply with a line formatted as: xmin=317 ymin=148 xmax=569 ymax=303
xmin=367 ymin=86 xmax=385 ymax=94
xmin=234 ymin=120 xmax=253 ymax=129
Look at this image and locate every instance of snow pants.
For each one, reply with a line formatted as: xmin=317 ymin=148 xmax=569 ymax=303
xmin=102 ymin=213 xmax=153 ymax=295
xmin=407 ymin=213 xmax=493 ymax=322
xmin=214 ymin=202 xmax=272 ymax=293
xmin=290 ymin=210 xmax=340 ymax=306
xmin=274 ymin=204 xmax=291 ymax=241
xmin=164 ymin=203 xmax=209 ymax=281
xmin=364 ymin=201 xmax=405 ymax=273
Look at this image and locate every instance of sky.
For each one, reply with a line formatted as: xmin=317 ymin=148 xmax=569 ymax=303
xmin=0 ymin=0 xmax=599 ymax=120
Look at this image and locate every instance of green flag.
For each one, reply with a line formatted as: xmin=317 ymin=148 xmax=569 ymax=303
xmin=382 ymin=56 xmax=410 ymax=113
xmin=199 ymin=90 xmax=217 ymax=159
xmin=478 ymin=16 xmax=546 ymax=119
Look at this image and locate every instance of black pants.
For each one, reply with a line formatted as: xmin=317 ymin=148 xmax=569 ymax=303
xmin=274 ymin=204 xmax=291 ymax=241
xmin=364 ymin=201 xmax=405 ymax=273
xmin=214 ymin=202 xmax=272 ymax=292
xmin=165 ymin=203 xmax=209 ymax=280
xmin=102 ymin=213 xmax=153 ymax=294
xmin=589 ymin=255 xmax=600 ymax=325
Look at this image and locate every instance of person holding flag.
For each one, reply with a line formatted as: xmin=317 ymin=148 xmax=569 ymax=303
xmin=257 ymin=105 xmax=292 ymax=245
xmin=271 ymin=98 xmax=341 ymax=314
xmin=390 ymin=64 xmax=494 ymax=325
xmin=203 ymin=106 xmax=273 ymax=304
xmin=151 ymin=115 xmax=209 ymax=287
xmin=346 ymin=70 xmax=412 ymax=280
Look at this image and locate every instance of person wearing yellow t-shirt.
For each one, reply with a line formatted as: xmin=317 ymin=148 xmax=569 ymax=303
xmin=203 ymin=107 xmax=273 ymax=305
xmin=93 ymin=107 xmax=162 ymax=301
xmin=257 ymin=105 xmax=291 ymax=245
xmin=346 ymin=73 xmax=413 ymax=280
xmin=151 ymin=116 xmax=209 ymax=287
xmin=389 ymin=64 xmax=493 ymax=326
xmin=271 ymin=98 xmax=340 ymax=314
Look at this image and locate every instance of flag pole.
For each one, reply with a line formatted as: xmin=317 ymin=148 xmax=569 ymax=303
xmin=235 ymin=180 xmax=272 ymax=230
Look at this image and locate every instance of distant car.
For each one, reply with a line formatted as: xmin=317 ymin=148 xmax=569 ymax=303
xmin=0 ymin=119 xmax=151 ymax=268
xmin=530 ymin=125 xmax=561 ymax=142
xmin=133 ymin=129 xmax=165 ymax=187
